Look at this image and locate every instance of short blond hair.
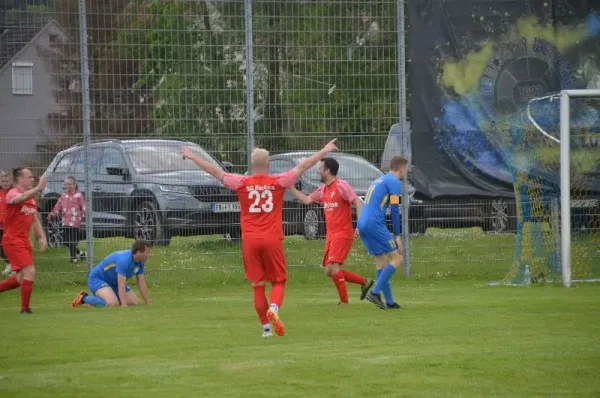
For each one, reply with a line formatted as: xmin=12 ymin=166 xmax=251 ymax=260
xmin=251 ymin=148 xmax=269 ymax=167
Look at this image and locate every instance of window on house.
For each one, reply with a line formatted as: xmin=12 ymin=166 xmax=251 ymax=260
xmin=12 ymin=62 xmax=34 ymax=95
xmin=49 ymin=34 xmax=59 ymax=43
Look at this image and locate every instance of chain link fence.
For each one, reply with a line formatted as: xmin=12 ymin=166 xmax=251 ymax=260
xmin=0 ymin=0 xmax=525 ymax=283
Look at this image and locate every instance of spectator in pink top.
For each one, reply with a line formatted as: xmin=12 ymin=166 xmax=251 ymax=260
xmin=48 ymin=176 xmax=87 ymax=264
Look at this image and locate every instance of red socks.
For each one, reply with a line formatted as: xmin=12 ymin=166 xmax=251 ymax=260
xmin=252 ymin=285 xmax=269 ymax=324
xmin=332 ymin=271 xmax=349 ymax=303
xmin=0 ymin=275 xmax=20 ymax=293
xmin=20 ymin=279 xmax=33 ymax=311
xmin=342 ymin=270 xmax=367 ymax=285
xmin=269 ymin=282 xmax=285 ymax=308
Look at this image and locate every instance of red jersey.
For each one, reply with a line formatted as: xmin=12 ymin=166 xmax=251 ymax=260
xmin=0 ymin=189 xmax=7 ymax=229
xmin=223 ymin=170 xmax=298 ymax=240
xmin=3 ymin=188 xmax=38 ymax=243
xmin=309 ymin=178 xmax=357 ymax=237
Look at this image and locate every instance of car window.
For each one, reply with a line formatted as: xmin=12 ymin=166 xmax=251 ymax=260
xmin=269 ymin=159 xmax=293 ymax=175
xmin=68 ymin=149 xmax=102 ymax=173
xmin=54 ymin=153 xmax=75 ymax=172
xmin=125 ymin=143 xmax=221 ymax=174
xmin=297 ymin=155 xmax=382 ymax=183
xmin=99 ymin=148 xmax=127 ymax=174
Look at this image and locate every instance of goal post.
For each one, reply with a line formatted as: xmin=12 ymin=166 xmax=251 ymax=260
xmin=560 ymin=89 xmax=600 ymax=287
xmin=492 ymin=88 xmax=600 ymax=287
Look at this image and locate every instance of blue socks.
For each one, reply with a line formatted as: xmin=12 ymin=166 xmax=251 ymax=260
xmin=374 ymin=265 xmax=396 ymax=305
xmin=83 ymin=295 xmax=107 ymax=307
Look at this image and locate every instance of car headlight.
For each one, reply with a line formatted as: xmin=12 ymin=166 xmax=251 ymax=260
xmin=158 ymin=185 xmax=190 ymax=194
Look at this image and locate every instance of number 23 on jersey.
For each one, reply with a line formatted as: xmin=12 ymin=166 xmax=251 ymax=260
xmin=248 ymin=190 xmax=274 ymax=213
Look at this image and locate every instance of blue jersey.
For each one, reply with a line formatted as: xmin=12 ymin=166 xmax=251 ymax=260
xmin=358 ymin=172 xmax=402 ymax=226
xmin=89 ymin=250 xmax=145 ymax=287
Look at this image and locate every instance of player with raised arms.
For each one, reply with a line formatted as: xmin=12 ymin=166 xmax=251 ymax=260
xmin=181 ymin=139 xmax=338 ymax=337
xmin=71 ymin=239 xmax=153 ymax=307
xmin=0 ymin=167 xmax=47 ymax=313
xmin=288 ymin=157 xmax=374 ymax=304
xmin=357 ymin=156 xmax=408 ymax=310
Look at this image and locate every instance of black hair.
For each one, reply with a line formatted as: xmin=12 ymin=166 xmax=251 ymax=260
xmin=321 ymin=158 xmax=339 ymax=176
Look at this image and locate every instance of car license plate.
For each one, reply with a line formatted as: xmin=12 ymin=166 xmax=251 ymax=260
xmin=211 ymin=202 xmax=240 ymax=213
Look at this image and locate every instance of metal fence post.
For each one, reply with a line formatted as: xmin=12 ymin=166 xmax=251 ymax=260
xmin=78 ymin=0 xmax=94 ymax=271
xmin=244 ymin=0 xmax=255 ymax=172
xmin=397 ymin=0 xmax=410 ymax=276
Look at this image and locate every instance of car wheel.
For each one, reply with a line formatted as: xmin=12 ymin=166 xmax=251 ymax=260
xmin=486 ymin=199 xmax=515 ymax=233
xmin=223 ymin=226 xmax=241 ymax=242
xmin=303 ymin=207 xmax=324 ymax=240
xmin=45 ymin=214 xmax=64 ymax=248
xmin=134 ymin=200 xmax=170 ymax=246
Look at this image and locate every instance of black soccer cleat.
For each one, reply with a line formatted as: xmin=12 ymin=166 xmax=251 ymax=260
xmin=366 ymin=291 xmax=387 ymax=310
xmin=20 ymin=308 xmax=33 ymax=314
xmin=360 ymin=279 xmax=375 ymax=301
xmin=386 ymin=302 xmax=402 ymax=310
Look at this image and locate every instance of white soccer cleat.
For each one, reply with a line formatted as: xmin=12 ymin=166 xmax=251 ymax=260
xmin=262 ymin=330 xmax=273 ymax=338
xmin=2 ymin=264 xmax=12 ymax=275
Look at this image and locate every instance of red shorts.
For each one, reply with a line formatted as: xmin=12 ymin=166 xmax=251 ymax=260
xmin=2 ymin=239 xmax=33 ymax=270
xmin=241 ymin=238 xmax=287 ymax=284
xmin=322 ymin=235 xmax=354 ymax=267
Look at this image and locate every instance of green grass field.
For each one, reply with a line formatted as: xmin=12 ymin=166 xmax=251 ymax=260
xmin=1 ymin=230 xmax=599 ymax=397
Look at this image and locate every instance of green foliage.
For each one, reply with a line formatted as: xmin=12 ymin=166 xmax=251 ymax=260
xmin=113 ymin=1 xmax=404 ymax=164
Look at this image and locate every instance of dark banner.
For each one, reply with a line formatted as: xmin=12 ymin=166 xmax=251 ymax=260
xmin=409 ymin=0 xmax=600 ymax=198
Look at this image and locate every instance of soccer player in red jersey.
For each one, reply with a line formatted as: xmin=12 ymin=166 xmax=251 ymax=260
xmin=181 ymin=139 xmax=338 ymax=337
xmin=0 ymin=171 xmax=13 ymax=275
xmin=0 ymin=168 xmax=48 ymax=313
xmin=289 ymin=158 xmax=374 ymax=304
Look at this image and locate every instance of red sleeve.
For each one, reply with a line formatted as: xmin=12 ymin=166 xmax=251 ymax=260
xmin=274 ymin=170 xmax=299 ymax=189
xmin=5 ymin=189 xmax=20 ymax=205
xmin=337 ymin=180 xmax=358 ymax=203
xmin=308 ymin=185 xmax=325 ymax=203
xmin=222 ymin=173 xmax=246 ymax=191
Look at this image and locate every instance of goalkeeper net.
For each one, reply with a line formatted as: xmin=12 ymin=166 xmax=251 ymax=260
xmin=491 ymin=92 xmax=600 ymax=285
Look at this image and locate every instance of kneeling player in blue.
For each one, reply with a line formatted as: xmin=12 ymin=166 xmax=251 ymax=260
xmin=357 ymin=156 xmax=408 ymax=310
xmin=71 ymin=240 xmax=152 ymax=308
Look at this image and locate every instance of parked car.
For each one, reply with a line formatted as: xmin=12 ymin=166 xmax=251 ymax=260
xmin=40 ymin=139 xmax=239 ymax=247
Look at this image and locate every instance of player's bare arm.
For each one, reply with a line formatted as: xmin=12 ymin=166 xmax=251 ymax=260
xmin=390 ymin=195 xmax=403 ymax=253
xmin=8 ymin=176 xmax=47 ymax=205
xmin=136 ymin=274 xmax=151 ymax=305
xmin=288 ymin=187 xmax=313 ymax=205
xmin=180 ymin=146 xmax=225 ymax=182
xmin=33 ymin=215 xmax=47 ymax=253
xmin=117 ymin=274 xmax=129 ymax=307
xmin=353 ymin=197 xmax=363 ymax=220
xmin=293 ymin=139 xmax=338 ymax=176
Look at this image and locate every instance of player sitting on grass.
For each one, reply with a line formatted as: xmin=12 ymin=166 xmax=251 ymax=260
xmin=181 ymin=139 xmax=338 ymax=337
xmin=288 ymin=157 xmax=374 ymax=304
xmin=357 ymin=156 xmax=408 ymax=310
xmin=71 ymin=240 xmax=152 ymax=308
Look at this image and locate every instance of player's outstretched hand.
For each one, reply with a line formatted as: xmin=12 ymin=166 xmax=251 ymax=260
xmin=354 ymin=228 xmax=360 ymax=237
xmin=181 ymin=146 xmax=194 ymax=160
xmin=39 ymin=238 xmax=48 ymax=253
xmin=323 ymin=138 xmax=338 ymax=153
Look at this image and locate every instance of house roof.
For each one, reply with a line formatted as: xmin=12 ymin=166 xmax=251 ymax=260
xmin=0 ymin=16 xmax=55 ymax=70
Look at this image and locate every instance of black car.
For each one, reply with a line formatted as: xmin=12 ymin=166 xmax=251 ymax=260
xmin=40 ymin=139 xmax=239 ymax=246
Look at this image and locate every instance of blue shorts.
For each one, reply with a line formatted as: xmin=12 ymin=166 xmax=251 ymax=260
xmin=358 ymin=223 xmax=398 ymax=256
xmin=88 ymin=276 xmax=131 ymax=296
